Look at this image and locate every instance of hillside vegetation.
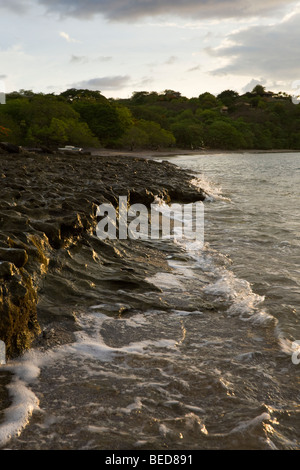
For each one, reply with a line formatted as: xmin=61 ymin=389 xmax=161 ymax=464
xmin=1 ymin=85 xmax=300 ymax=151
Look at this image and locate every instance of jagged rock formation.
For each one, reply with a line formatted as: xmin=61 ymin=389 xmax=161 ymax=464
xmin=0 ymin=150 xmax=206 ymax=359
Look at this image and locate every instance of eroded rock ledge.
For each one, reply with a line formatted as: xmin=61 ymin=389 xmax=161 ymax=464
xmin=0 ymin=150 xmax=206 ymax=359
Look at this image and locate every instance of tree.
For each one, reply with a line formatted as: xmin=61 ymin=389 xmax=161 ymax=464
xmin=130 ymin=91 xmax=160 ymax=105
xmin=73 ymin=101 xmax=126 ymax=146
xmin=119 ymin=120 xmax=175 ymax=150
xmin=25 ymin=117 xmax=99 ymax=148
xmin=1 ymin=85 xmax=300 ymax=151
xmin=0 ymin=109 xmax=24 ymax=144
xmin=205 ymin=120 xmax=246 ymax=149
xmin=252 ymin=84 xmax=266 ymax=96
xmin=198 ymin=92 xmax=219 ymax=109
xmin=217 ymin=90 xmax=239 ymax=107
xmin=171 ymin=122 xmax=204 ymax=149
xmin=196 ymin=109 xmax=219 ymax=124
xmin=64 ymin=119 xmax=99 ymax=147
xmin=60 ymin=88 xmax=107 ymax=103
xmin=118 ymin=125 xmax=149 ymax=150
xmin=0 ymin=125 xmax=10 ymax=137
xmin=231 ymin=119 xmax=254 ymax=149
xmin=137 ymin=120 xmax=175 ymax=149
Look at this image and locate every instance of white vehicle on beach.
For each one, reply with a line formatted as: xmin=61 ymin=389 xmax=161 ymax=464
xmin=58 ymin=145 xmax=83 ymax=153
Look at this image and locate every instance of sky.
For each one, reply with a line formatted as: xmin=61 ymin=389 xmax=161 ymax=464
xmin=1 ymin=0 xmax=300 ymax=100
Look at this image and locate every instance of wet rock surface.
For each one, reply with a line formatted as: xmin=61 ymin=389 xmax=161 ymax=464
xmin=0 ymin=150 xmax=205 ymax=359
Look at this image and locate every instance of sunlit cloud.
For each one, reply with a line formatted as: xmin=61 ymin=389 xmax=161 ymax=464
xmin=70 ymin=75 xmax=131 ymax=91
xmin=59 ymin=31 xmax=80 ymax=43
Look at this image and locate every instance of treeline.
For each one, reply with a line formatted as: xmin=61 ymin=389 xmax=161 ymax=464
xmin=1 ymin=84 xmax=300 ymax=151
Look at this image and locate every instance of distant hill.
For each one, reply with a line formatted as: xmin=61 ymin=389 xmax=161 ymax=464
xmin=1 ymin=85 xmax=300 ymax=151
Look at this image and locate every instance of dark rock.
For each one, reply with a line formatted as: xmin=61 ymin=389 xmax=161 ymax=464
xmin=0 ymin=142 xmax=20 ymax=154
xmin=40 ymin=146 xmax=54 ymax=154
xmin=0 ymin=248 xmax=28 ymax=268
xmin=0 ymin=268 xmax=40 ymax=358
xmin=29 ymin=221 xmax=62 ymax=248
xmin=0 ymin=261 xmax=17 ymax=279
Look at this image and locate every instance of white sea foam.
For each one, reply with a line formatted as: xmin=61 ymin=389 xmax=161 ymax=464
xmin=0 ymin=351 xmax=41 ymax=447
xmin=168 ymin=219 xmax=278 ymax=329
xmin=0 ymin=308 xmax=181 ymax=448
xmin=189 ymin=176 xmax=231 ymax=202
xmin=145 ymin=271 xmax=184 ymax=290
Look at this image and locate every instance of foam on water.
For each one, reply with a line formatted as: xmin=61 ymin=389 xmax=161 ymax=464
xmin=0 ymin=310 xmax=179 ymax=448
xmin=149 ymin=184 xmax=279 ymax=331
xmin=0 ymin=352 xmax=41 ymax=446
xmin=189 ymin=176 xmax=231 ymax=202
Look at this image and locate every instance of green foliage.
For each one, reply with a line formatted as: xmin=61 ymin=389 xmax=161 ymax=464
xmin=252 ymin=84 xmax=266 ymax=96
xmin=60 ymin=88 xmax=108 ymax=103
xmin=0 ymin=125 xmax=10 ymax=137
xmin=72 ymin=101 xmax=127 ymax=146
xmin=171 ymin=122 xmax=204 ymax=149
xmin=217 ymin=90 xmax=239 ymax=107
xmin=118 ymin=120 xmax=175 ymax=150
xmin=137 ymin=120 xmax=175 ymax=149
xmin=198 ymin=92 xmax=220 ymax=109
xmin=1 ymin=84 xmax=300 ymax=151
xmin=205 ymin=120 xmax=247 ymax=150
xmin=0 ymin=92 xmax=100 ymax=147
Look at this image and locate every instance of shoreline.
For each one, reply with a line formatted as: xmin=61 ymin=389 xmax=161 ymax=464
xmin=0 ymin=145 xmax=299 ymax=358
xmin=89 ymin=147 xmax=300 ymax=159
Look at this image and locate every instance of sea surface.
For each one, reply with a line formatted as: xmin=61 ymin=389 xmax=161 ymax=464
xmin=0 ymin=151 xmax=299 ymax=450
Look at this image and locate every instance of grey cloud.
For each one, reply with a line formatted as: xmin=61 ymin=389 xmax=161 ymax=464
xmin=70 ymin=55 xmax=89 ymax=64
xmin=37 ymin=0 xmax=291 ymax=21
xmin=133 ymin=76 xmax=154 ymax=88
xmin=207 ymin=13 xmax=300 ymax=81
xmin=70 ymin=75 xmax=131 ymax=90
xmin=188 ymin=65 xmax=201 ymax=72
xmin=165 ymin=56 xmax=178 ymax=65
xmin=0 ymin=0 xmax=32 ymax=14
xmin=70 ymin=55 xmax=112 ymax=64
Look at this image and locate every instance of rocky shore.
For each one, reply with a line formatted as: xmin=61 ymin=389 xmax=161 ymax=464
xmin=0 ymin=148 xmax=206 ymax=360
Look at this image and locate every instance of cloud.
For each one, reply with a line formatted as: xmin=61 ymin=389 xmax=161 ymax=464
xmin=37 ymin=0 xmax=292 ymax=21
xmin=69 ymin=75 xmax=131 ymax=90
xmin=0 ymin=0 xmax=32 ymax=14
xmin=242 ymin=78 xmax=267 ymax=93
xmin=165 ymin=56 xmax=178 ymax=65
xmin=59 ymin=31 xmax=80 ymax=43
xmin=207 ymin=12 xmax=300 ymax=81
xmin=70 ymin=55 xmax=112 ymax=64
xmin=188 ymin=65 xmax=202 ymax=72
xmin=70 ymin=55 xmax=89 ymax=64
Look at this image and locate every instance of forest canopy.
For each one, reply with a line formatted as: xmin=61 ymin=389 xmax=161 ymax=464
xmin=0 ymin=85 xmax=300 ymax=151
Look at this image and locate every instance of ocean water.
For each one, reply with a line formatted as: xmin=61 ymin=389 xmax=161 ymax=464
xmin=0 ymin=152 xmax=299 ymax=450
